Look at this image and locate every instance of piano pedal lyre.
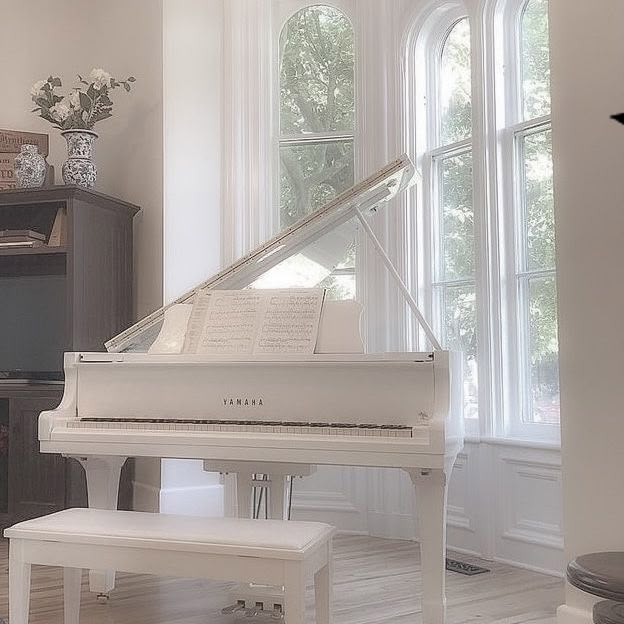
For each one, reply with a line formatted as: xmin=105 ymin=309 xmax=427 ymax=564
xmin=95 ymin=593 xmax=109 ymax=604
xmin=221 ymin=599 xmax=284 ymax=621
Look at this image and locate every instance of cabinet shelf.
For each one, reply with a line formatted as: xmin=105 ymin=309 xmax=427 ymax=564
xmin=0 ymin=246 xmax=67 ymax=257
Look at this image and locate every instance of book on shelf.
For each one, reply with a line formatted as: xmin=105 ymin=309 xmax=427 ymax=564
xmin=0 ymin=129 xmax=49 ymax=156
xmin=48 ymin=207 xmax=66 ymax=247
xmin=0 ymin=154 xmax=16 ymax=190
xmin=0 ymin=229 xmax=46 ymax=248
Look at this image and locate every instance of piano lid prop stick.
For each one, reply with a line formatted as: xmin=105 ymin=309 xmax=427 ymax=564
xmin=354 ymin=207 xmax=443 ymax=351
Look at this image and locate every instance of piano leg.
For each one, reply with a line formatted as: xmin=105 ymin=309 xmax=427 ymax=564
xmin=75 ymin=455 xmax=128 ymax=597
xmin=407 ymin=466 xmax=450 ymax=624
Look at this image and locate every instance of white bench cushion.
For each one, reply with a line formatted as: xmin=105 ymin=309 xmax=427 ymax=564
xmin=4 ymin=509 xmax=334 ymax=560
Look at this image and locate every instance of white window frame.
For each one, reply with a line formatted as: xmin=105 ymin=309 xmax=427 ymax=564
xmin=408 ymin=0 xmax=558 ymax=443
xmin=415 ymin=8 xmax=481 ymax=437
xmin=495 ymin=0 xmax=558 ymax=441
xmin=276 ymin=2 xmax=357 ymax=291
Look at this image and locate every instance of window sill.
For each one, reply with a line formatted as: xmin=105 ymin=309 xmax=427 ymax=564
xmin=464 ymin=435 xmax=561 ymax=451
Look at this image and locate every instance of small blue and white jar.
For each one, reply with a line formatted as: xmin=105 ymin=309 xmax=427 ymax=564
xmin=14 ymin=144 xmax=46 ymax=188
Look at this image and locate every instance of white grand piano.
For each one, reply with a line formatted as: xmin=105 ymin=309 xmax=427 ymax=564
xmin=38 ymin=155 xmax=464 ymax=624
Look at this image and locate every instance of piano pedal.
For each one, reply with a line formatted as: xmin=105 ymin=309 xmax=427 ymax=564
xmin=221 ymin=600 xmax=246 ymax=615
xmin=95 ymin=593 xmax=110 ymax=604
xmin=271 ymin=604 xmax=284 ymax=620
xmin=221 ymin=599 xmax=284 ymax=621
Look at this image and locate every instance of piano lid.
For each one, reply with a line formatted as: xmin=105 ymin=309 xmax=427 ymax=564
xmin=106 ymin=155 xmax=418 ymax=354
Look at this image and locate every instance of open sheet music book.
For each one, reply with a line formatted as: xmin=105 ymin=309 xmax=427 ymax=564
xmin=183 ymin=289 xmax=326 ymax=356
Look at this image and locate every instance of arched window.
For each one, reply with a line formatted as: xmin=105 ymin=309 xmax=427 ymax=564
xmin=424 ymin=16 xmax=479 ymax=428
xmin=279 ymin=6 xmax=356 ymax=298
xmin=414 ymin=0 xmax=557 ymax=441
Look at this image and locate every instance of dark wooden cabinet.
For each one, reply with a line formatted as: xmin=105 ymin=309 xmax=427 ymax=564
xmin=0 ymin=384 xmax=72 ymax=527
xmin=0 ymin=186 xmax=139 ymax=530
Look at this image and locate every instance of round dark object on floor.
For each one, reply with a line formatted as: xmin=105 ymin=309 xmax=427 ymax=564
xmin=593 ymin=600 xmax=624 ymax=624
xmin=567 ymin=553 xmax=624 ymax=602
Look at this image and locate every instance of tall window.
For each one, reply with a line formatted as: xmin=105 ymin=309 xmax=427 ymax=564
xmin=427 ymin=18 xmax=479 ymax=425
xmin=507 ymin=0 xmax=559 ymax=433
xmin=279 ymin=6 xmax=356 ymax=299
xmin=415 ymin=0 xmax=557 ymax=441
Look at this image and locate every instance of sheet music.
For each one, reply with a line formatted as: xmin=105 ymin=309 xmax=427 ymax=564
xmin=184 ymin=289 xmax=325 ymax=356
xmin=254 ymin=290 xmax=325 ymax=354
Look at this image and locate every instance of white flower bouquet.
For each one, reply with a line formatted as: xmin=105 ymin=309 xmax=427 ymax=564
xmin=31 ymin=68 xmax=135 ymax=131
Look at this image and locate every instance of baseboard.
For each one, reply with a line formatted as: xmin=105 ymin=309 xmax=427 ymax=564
xmin=159 ymin=484 xmax=224 ymax=517
xmin=367 ymin=510 xmax=417 ymax=541
xmin=492 ymin=554 xmax=564 ymax=578
xmin=557 ymin=604 xmax=593 ymax=624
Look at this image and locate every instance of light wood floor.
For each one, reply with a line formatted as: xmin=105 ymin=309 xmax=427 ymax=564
xmin=0 ymin=535 xmax=563 ymax=624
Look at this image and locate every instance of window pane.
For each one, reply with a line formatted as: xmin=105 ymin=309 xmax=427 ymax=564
xmin=440 ymin=18 xmax=472 ymax=145
xmin=280 ymin=141 xmax=354 ymax=227
xmin=439 ymin=284 xmax=478 ymax=420
xmin=319 ymin=272 xmax=356 ymax=300
xmin=521 ymin=0 xmax=551 ymax=120
xmin=521 ymin=129 xmax=555 ymax=271
xmin=525 ymin=275 xmax=559 ymax=424
xmin=438 ymin=150 xmax=475 ymax=280
xmin=280 ymin=6 xmax=354 ymax=135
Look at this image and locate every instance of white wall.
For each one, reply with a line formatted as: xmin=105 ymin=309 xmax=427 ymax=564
xmin=550 ymin=2 xmax=624 ymax=622
xmin=160 ymin=0 xmax=225 ymax=514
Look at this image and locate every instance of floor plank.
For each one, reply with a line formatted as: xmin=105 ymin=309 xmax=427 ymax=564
xmin=0 ymin=536 xmax=563 ymax=624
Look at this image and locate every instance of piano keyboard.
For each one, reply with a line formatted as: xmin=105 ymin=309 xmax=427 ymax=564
xmin=68 ymin=418 xmax=414 ymax=438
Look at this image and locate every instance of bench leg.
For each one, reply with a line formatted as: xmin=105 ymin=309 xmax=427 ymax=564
xmin=9 ymin=540 xmax=31 ymax=624
xmin=284 ymin=563 xmax=306 ymax=624
xmin=64 ymin=568 xmax=82 ymax=624
xmin=314 ymin=551 xmax=332 ymax=624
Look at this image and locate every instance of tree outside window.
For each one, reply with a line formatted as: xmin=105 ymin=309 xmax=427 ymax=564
xmin=279 ymin=6 xmax=356 ymax=300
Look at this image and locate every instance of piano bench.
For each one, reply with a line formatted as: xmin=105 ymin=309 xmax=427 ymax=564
xmin=4 ymin=508 xmax=335 ymax=624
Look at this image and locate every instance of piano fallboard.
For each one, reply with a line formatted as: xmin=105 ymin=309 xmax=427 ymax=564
xmin=66 ymin=352 xmax=441 ymax=427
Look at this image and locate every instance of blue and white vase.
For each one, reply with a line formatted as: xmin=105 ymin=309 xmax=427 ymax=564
xmin=61 ymin=129 xmax=97 ymax=189
xmin=14 ymin=144 xmax=46 ymax=188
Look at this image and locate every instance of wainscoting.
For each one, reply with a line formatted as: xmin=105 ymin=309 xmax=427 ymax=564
xmin=290 ymin=441 xmax=564 ymax=577
xmin=155 ymin=440 xmax=564 ymax=577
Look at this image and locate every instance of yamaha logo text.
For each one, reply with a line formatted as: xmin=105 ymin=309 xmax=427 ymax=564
xmin=223 ymin=397 xmax=264 ymax=407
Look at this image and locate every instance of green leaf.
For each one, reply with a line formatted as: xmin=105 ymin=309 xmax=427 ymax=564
xmin=127 ymin=76 xmax=136 ymax=82
xmin=79 ymin=91 xmax=92 ymax=111
xmin=124 ymin=83 xmax=130 ymax=92
xmin=87 ymin=84 xmax=96 ymax=99
xmin=92 ymin=110 xmax=113 ymax=123
xmin=50 ymin=76 xmax=62 ymax=87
